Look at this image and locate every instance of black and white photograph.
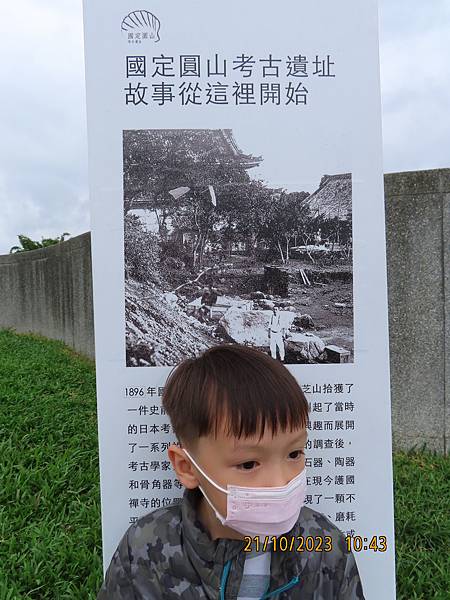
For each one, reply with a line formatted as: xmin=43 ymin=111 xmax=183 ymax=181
xmin=124 ymin=128 xmax=353 ymax=367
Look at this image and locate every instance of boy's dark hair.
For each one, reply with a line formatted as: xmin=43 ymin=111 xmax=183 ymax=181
xmin=162 ymin=344 xmax=309 ymax=448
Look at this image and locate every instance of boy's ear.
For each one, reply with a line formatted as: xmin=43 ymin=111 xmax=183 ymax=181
xmin=167 ymin=444 xmax=200 ymax=489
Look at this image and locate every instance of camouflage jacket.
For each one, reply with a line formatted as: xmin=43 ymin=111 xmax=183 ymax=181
xmin=97 ymin=487 xmax=365 ymax=599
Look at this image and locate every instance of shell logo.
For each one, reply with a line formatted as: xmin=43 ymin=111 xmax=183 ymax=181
xmin=121 ymin=10 xmax=161 ymax=42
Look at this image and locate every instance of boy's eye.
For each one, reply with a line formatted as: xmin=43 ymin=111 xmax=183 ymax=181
xmin=237 ymin=460 xmax=258 ymax=470
xmin=289 ymin=450 xmax=304 ymax=460
xmin=235 ymin=451 xmax=304 ymax=470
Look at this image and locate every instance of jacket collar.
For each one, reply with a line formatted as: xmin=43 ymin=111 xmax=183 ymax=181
xmin=181 ymin=487 xmax=245 ymax=565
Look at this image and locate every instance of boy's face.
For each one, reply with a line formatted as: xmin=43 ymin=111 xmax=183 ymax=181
xmin=171 ymin=420 xmax=307 ymax=540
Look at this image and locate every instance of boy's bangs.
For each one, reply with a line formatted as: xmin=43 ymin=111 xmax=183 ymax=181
xmin=162 ymin=346 xmax=309 ymax=445
xmin=201 ymin=363 xmax=308 ymax=442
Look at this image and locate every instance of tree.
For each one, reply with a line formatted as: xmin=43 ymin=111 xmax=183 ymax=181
xmin=9 ymin=233 xmax=70 ymax=253
xmin=259 ymin=191 xmax=311 ymax=264
xmin=223 ymin=180 xmax=273 ymax=257
xmin=124 ymin=214 xmax=160 ymax=284
xmin=123 ymin=130 xmax=256 ymax=268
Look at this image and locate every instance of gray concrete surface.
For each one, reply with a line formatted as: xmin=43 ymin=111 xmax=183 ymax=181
xmin=443 ymin=192 xmax=450 ymax=455
xmin=0 ymin=232 xmax=95 ymax=359
xmin=385 ymin=168 xmax=449 ymax=453
xmin=0 ymin=169 xmax=448 ymax=452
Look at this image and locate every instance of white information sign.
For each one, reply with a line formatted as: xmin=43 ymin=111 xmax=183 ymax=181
xmin=83 ymin=1 xmax=396 ymax=597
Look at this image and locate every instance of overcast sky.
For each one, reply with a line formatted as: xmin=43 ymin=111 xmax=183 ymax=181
xmin=0 ymin=1 xmax=449 ymax=254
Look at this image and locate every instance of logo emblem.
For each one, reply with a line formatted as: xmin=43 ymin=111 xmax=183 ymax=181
xmin=121 ymin=10 xmax=161 ymax=43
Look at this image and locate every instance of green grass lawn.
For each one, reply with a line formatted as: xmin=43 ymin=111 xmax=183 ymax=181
xmin=0 ymin=329 xmax=449 ymax=599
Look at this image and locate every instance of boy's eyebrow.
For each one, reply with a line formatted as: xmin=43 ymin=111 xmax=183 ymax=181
xmin=288 ymin=433 xmax=308 ymax=446
xmin=232 ymin=442 xmax=265 ymax=451
xmin=231 ymin=432 xmax=308 ymax=452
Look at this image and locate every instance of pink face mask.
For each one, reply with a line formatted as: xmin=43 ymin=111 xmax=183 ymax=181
xmin=183 ymin=448 xmax=307 ymax=537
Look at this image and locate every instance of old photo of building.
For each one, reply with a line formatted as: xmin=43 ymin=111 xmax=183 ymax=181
xmin=124 ymin=128 xmax=353 ymax=366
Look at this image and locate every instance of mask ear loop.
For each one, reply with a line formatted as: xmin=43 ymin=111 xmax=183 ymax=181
xmin=182 ymin=448 xmax=229 ymax=524
xmin=182 ymin=448 xmax=229 ymax=494
xmin=198 ymin=484 xmax=227 ymax=524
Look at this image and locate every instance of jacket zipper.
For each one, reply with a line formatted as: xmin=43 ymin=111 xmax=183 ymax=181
xmin=219 ymin=560 xmax=300 ymax=600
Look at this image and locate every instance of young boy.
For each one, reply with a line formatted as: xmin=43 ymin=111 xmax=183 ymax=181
xmin=97 ymin=345 xmax=365 ymax=599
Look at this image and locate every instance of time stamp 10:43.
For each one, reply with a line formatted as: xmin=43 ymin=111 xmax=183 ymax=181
xmin=243 ymin=535 xmax=388 ymax=553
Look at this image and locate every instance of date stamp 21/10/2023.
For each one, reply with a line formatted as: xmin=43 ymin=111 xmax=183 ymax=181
xmin=243 ymin=535 xmax=388 ymax=553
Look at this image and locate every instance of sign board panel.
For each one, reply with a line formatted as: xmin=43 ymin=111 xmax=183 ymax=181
xmin=82 ymin=2 xmax=396 ymax=597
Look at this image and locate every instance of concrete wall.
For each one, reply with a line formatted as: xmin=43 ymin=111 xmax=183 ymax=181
xmin=385 ymin=168 xmax=449 ymax=453
xmin=0 ymin=232 xmax=95 ymax=359
xmin=0 ymin=168 xmax=448 ymax=452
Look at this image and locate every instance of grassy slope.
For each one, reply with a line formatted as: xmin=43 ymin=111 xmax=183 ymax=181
xmin=0 ymin=329 xmax=448 ymax=599
xmin=393 ymin=450 xmax=450 ymax=599
xmin=0 ymin=330 xmax=102 ymax=599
